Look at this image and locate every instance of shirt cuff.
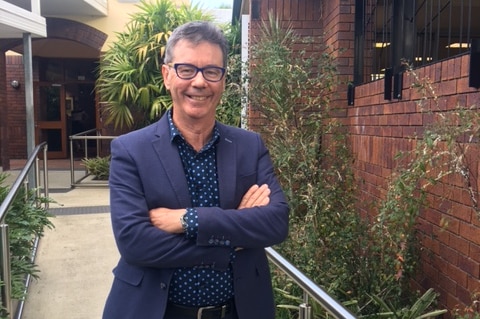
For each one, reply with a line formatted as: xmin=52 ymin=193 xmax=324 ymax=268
xmin=184 ymin=207 xmax=198 ymax=239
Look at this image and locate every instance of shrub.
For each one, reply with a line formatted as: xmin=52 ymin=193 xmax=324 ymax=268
xmin=0 ymin=173 xmax=54 ymax=317
xmin=82 ymin=156 xmax=111 ymax=180
xmin=248 ymin=13 xmax=457 ymax=318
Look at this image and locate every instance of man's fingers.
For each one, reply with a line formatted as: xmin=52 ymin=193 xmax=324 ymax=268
xmin=238 ymin=184 xmax=270 ymax=209
xmin=238 ymin=184 xmax=260 ymax=209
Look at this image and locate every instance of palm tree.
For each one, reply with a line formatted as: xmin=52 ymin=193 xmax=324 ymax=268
xmin=96 ymin=0 xmax=212 ymax=129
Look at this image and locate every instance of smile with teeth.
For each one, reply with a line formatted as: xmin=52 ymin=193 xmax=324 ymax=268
xmin=188 ymin=95 xmax=208 ymax=101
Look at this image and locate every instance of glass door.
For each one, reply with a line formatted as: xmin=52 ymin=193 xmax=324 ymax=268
xmin=35 ymin=84 xmax=67 ymax=158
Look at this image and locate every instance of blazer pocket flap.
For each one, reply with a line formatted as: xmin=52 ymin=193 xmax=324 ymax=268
xmin=113 ymin=263 xmax=144 ymax=286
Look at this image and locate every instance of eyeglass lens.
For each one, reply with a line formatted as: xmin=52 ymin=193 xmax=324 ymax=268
xmin=174 ymin=64 xmax=225 ymax=82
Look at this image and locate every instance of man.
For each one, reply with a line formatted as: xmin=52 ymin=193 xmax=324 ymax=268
xmin=103 ymin=21 xmax=289 ymax=319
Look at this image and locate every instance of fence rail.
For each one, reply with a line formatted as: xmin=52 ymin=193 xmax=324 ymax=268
xmin=69 ymin=129 xmax=115 ymax=187
xmin=0 ymin=142 xmax=48 ymax=319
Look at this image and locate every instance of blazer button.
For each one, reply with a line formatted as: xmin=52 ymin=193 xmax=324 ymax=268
xmin=160 ymin=282 xmax=167 ymax=289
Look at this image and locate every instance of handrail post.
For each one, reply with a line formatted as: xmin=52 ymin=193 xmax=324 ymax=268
xmin=35 ymin=158 xmax=40 ymax=200
xmin=0 ymin=224 xmax=12 ymax=319
xmin=83 ymin=133 xmax=88 ymax=165
xmin=299 ymin=292 xmax=312 ymax=319
xmin=299 ymin=303 xmax=312 ymax=319
xmin=43 ymin=146 xmax=49 ymax=209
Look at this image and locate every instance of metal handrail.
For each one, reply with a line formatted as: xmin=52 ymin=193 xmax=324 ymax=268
xmin=69 ymin=129 xmax=115 ymax=187
xmin=0 ymin=142 xmax=48 ymax=319
xmin=266 ymin=247 xmax=357 ymax=319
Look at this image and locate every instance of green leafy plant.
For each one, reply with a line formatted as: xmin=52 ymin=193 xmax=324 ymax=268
xmin=82 ymin=156 xmax=111 ymax=180
xmin=248 ymin=12 xmax=367 ymax=315
xmin=215 ymin=21 xmax=243 ymax=127
xmin=97 ymin=0 xmax=212 ymax=129
xmin=97 ymin=0 xmax=243 ymax=130
xmin=247 ymin=12 xmax=474 ymax=319
xmin=361 ymin=288 xmax=447 ymax=319
xmin=0 ymin=173 xmax=54 ymax=317
xmin=452 ymin=290 xmax=480 ymax=319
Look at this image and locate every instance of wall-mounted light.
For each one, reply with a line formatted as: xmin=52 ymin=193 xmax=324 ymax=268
xmin=10 ymin=80 xmax=20 ymax=89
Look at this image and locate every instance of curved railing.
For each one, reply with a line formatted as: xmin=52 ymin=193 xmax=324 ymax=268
xmin=0 ymin=142 xmax=48 ymax=319
xmin=266 ymin=247 xmax=357 ymax=319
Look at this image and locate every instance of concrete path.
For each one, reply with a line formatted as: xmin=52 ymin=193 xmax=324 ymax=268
xmin=1 ymin=168 xmax=119 ymax=319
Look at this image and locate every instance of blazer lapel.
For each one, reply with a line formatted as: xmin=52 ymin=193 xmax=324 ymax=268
xmin=151 ymin=116 xmax=191 ymax=207
xmin=216 ymin=125 xmax=237 ymax=209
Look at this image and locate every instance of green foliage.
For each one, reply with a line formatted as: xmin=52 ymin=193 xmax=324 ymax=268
xmin=248 ymin=13 xmax=366 ymax=315
xmin=216 ymin=21 xmax=243 ymax=127
xmin=0 ymin=173 xmax=54 ymax=316
xmin=82 ymin=156 xmax=111 ymax=180
xmin=452 ymin=290 xmax=480 ymax=319
xmin=361 ymin=288 xmax=447 ymax=319
xmin=248 ymin=13 xmax=464 ymax=319
xmin=97 ymin=0 xmax=243 ymax=130
xmin=97 ymin=0 xmax=212 ymax=129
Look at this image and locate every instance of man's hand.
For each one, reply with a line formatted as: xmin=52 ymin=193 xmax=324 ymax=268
xmin=237 ymin=184 xmax=271 ymax=209
xmin=149 ymin=208 xmax=185 ymax=233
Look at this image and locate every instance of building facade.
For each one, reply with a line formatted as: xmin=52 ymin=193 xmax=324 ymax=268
xmin=0 ymin=0 xmax=189 ymax=169
xmin=234 ymin=0 xmax=480 ymax=315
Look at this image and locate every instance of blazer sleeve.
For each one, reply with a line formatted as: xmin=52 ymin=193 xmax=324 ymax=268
xmin=196 ymin=130 xmax=290 ymax=249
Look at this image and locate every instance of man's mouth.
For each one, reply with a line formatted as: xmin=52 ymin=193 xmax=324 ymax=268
xmin=188 ymin=95 xmax=208 ymax=101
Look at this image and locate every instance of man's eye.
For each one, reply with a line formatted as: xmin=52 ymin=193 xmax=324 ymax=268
xmin=179 ymin=68 xmax=195 ymax=75
xmin=205 ymin=69 xmax=220 ymax=76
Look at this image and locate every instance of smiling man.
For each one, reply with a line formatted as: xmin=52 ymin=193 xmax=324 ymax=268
xmin=103 ymin=21 xmax=289 ymax=319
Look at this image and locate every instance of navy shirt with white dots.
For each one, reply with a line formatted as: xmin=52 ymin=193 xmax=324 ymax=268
xmin=167 ymin=110 xmax=234 ymax=306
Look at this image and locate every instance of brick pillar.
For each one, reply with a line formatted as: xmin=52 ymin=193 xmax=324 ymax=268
xmin=0 ymin=51 xmax=9 ymax=171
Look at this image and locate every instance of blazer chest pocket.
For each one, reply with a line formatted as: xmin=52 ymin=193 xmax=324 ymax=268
xmin=238 ymin=171 xmax=258 ymax=193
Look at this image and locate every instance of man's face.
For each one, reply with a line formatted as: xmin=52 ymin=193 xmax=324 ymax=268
xmin=162 ymin=39 xmax=226 ymax=123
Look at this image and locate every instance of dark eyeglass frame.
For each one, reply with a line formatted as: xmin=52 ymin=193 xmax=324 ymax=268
xmin=167 ymin=63 xmax=226 ymax=82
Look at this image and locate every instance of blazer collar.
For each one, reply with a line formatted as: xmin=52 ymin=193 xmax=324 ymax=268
xmin=151 ymin=114 xmax=237 ymax=208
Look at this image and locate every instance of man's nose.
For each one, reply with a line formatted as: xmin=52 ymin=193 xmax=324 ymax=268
xmin=191 ymin=70 xmax=208 ymax=86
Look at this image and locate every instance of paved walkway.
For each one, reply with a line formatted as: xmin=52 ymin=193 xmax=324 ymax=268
xmin=1 ymin=164 xmax=118 ymax=319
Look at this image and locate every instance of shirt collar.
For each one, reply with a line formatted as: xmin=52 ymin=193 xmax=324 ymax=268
xmin=167 ymin=109 xmax=220 ymax=146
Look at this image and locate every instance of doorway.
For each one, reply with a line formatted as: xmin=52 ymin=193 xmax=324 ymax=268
xmin=34 ymin=58 xmax=97 ymax=159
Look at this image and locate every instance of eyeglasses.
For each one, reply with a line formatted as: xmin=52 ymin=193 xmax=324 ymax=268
xmin=168 ymin=63 xmax=226 ymax=82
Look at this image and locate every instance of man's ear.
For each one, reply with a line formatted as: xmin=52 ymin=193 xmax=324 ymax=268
xmin=161 ymin=64 xmax=171 ymax=90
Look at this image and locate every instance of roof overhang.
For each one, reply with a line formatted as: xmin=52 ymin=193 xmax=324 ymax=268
xmin=40 ymin=0 xmax=108 ymax=17
xmin=0 ymin=0 xmax=46 ymax=38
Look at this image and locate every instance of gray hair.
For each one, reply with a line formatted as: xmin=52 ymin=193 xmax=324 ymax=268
xmin=163 ymin=21 xmax=228 ymax=67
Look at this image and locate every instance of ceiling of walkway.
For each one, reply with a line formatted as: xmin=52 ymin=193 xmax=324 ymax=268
xmin=9 ymin=38 xmax=101 ymax=59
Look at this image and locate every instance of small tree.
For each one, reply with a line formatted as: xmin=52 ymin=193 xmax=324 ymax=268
xmin=97 ymin=0 xmax=243 ymax=130
xmin=247 ymin=13 xmax=453 ymax=318
xmin=96 ymin=0 xmax=211 ymax=129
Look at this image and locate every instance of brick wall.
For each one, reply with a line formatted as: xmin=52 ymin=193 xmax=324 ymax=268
xmin=247 ymin=0 xmax=324 ymax=129
xmin=5 ymin=55 xmax=27 ymax=159
xmin=349 ymin=55 xmax=480 ymax=311
xmin=246 ymin=0 xmax=480 ymax=313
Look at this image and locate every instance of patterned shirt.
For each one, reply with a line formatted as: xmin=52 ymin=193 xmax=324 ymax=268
xmin=167 ymin=110 xmax=234 ymax=306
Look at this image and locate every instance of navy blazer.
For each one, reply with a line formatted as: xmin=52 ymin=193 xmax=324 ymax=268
xmin=103 ymin=114 xmax=289 ymax=319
